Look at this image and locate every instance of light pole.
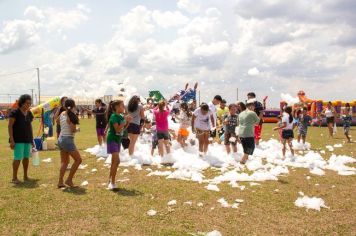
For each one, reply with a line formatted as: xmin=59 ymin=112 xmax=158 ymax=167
xmin=30 ymin=89 xmax=34 ymax=102
xmin=36 ymin=68 xmax=40 ymax=105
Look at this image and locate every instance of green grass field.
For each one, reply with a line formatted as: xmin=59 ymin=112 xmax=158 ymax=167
xmin=0 ymin=119 xmax=355 ymax=236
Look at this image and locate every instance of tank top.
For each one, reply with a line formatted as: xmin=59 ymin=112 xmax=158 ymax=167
xmin=325 ymin=108 xmax=334 ymax=118
xmin=59 ymin=113 xmax=74 ymax=137
xmin=128 ymin=105 xmax=143 ymax=125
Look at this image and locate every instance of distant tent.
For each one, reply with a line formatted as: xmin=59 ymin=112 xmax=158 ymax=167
xmin=149 ymin=91 xmax=165 ymax=103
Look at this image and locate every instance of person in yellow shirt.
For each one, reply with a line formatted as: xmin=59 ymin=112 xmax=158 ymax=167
xmin=217 ymin=99 xmax=229 ymax=125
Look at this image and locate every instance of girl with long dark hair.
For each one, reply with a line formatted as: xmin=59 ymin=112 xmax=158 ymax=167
xmin=274 ymin=106 xmax=295 ymax=159
xmin=126 ymin=95 xmax=145 ymax=156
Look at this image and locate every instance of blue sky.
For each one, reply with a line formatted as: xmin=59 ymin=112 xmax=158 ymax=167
xmin=0 ymin=0 xmax=355 ymax=106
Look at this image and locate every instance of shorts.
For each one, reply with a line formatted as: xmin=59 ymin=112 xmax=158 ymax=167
xmin=196 ymin=129 xmax=210 ymax=137
xmin=96 ymin=128 xmax=105 ymax=136
xmin=254 ymin=124 xmax=262 ymax=140
xmin=298 ymin=127 xmax=308 ymax=137
xmin=326 ymin=117 xmax=334 ymax=124
xmin=58 ymin=136 xmax=77 ymax=152
xmin=14 ymin=143 xmax=32 ymax=161
xmin=107 ymin=141 xmax=121 ymax=154
xmin=127 ymin=123 xmax=141 ymax=135
xmin=152 ymin=140 xmax=158 ymax=149
xmin=344 ymin=126 xmax=350 ymax=134
xmin=178 ymin=128 xmax=189 ymax=137
xmin=157 ymin=131 xmax=170 ymax=140
xmin=224 ymin=132 xmax=237 ymax=145
xmin=240 ymin=137 xmax=255 ymax=155
xmin=282 ymin=129 xmax=294 ymax=140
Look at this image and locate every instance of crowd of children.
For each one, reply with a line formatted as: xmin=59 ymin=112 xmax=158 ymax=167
xmin=7 ymin=92 xmax=354 ymax=189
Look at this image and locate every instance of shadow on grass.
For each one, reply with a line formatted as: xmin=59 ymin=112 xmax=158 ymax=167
xmin=278 ymin=179 xmax=289 ymax=184
xmin=13 ymin=179 xmax=40 ymax=189
xmin=62 ymin=187 xmax=87 ymax=195
xmin=113 ymin=187 xmax=143 ymax=197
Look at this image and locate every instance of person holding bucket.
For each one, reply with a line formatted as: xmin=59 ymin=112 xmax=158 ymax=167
xmin=8 ymin=94 xmax=35 ymax=184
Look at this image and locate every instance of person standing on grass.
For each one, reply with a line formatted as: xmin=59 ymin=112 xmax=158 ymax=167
xmin=126 ymin=95 xmax=145 ymax=156
xmin=57 ymin=99 xmax=82 ymax=188
xmin=274 ymin=106 xmax=295 ymax=159
xmin=106 ymin=100 xmax=132 ymax=190
xmin=208 ymin=95 xmax=223 ymax=139
xmin=192 ymin=103 xmax=215 ymax=157
xmin=342 ymin=103 xmax=352 ymax=143
xmin=297 ymin=108 xmax=312 ymax=145
xmin=8 ymin=94 xmax=35 ymax=184
xmin=322 ymin=101 xmax=336 ymax=138
xmin=92 ymin=99 xmax=107 ymax=146
xmin=153 ymin=100 xmax=171 ymax=157
xmin=54 ymin=96 xmax=68 ymax=139
xmin=247 ymin=92 xmax=264 ymax=146
xmin=223 ymin=104 xmax=239 ymax=154
xmin=238 ymin=100 xmax=260 ymax=164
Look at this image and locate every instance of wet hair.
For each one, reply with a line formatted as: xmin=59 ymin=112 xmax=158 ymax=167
xmin=238 ymin=102 xmax=246 ymax=111
xmin=200 ymin=103 xmax=209 ymax=111
xmin=214 ymin=95 xmax=223 ymax=102
xmin=106 ymin=100 xmax=124 ymax=121
xmin=128 ymin=95 xmax=139 ymax=113
xmin=180 ymin=102 xmax=192 ymax=118
xmin=328 ymin=101 xmax=332 ymax=105
xmin=64 ymin=99 xmax=79 ymax=125
xmin=18 ymin=94 xmax=32 ymax=108
xmin=95 ymin=98 xmax=105 ymax=106
xmin=345 ymin=103 xmax=350 ymax=108
xmin=247 ymin=92 xmax=256 ymax=98
xmin=285 ymin=106 xmax=293 ymax=123
xmin=158 ymin=100 xmax=166 ymax=112
xmin=221 ymin=99 xmax=227 ymax=104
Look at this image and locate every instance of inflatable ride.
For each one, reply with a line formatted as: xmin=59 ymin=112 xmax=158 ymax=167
xmin=263 ymin=91 xmax=356 ymax=126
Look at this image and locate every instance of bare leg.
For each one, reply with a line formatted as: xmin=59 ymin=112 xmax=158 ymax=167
xmin=58 ymin=150 xmax=69 ymax=187
xmin=198 ymin=135 xmax=204 ymax=154
xmin=328 ymin=123 xmax=333 ymax=137
xmin=203 ymin=132 xmax=209 ymax=154
xmin=288 ymin=139 xmax=294 ymax=156
xmin=164 ymin=140 xmax=170 ymax=154
xmin=97 ymin=135 xmax=103 ymax=146
xmin=22 ymin=158 xmax=29 ymax=180
xmin=345 ymin=132 xmax=351 ymax=142
xmin=240 ymin=154 xmax=249 ymax=164
xmin=128 ymin=133 xmax=139 ymax=156
xmin=225 ymin=145 xmax=231 ymax=154
xmin=158 ymin=139 xmax=164 ymax=157
xmin=302 ymin=136 xmax=306 ymax=144
xmin=232 ymin=144 xmax=237 ymax=153
xmin=297 ymin=134 xmax=301 ymax=143
xmin=12 ymin=160 xmax=21 ymax=182
xmin=109 ymin=152 xmax=120 ymax=184
xmin=282 ymin=140 xmax=287 ymax=159
xmin=65 ymin=150 xmax=82 ymax=187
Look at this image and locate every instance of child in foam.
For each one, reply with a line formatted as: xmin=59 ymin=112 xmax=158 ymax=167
xmin=92 ymin=99 xmax=107 ymax=146
xmin=223 ymin=104 xmax=239 ymax=154
xmin=176 ymin=102 xmax=192 ymax=148
xmin=297 ymin=108 xmax=312 ymax=145
xmin=238 ymin=100 xmax=260 ymax=164
xmin=274 ymin=106 xmax=295 ymax=160
xmin=153 ymin=100 xmax=171 ymax=157
xmin=106 ymin=100 xmax=132 ymax=190
xmin=192 ymin=103 xmax=215 ymax=157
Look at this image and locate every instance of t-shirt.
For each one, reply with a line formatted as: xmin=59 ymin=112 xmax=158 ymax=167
xmin=217 ymin=107 xmax=229 ymax=121
xmin=342 ymin=115 xmax=352 ymax=128
xmin=193 ymin=107 xmax=212 ymax=131
xmin=282 ymin=113 xmax=294 ymax=130
xmin=238 ymin=110 xmax=260 ymax=138
xmin=92 ymin=107 xmax=107 ymax=128
xmin=224 ymin=114 xmax=238 ymax=134
xmin=153 ymin=107 xmax=170 ymax=132
xmin=107 ymin=113 xmax=125 ymax=143
xmin=178 ymin=111 xmax=190 ymax=129
xmin=254 ymin=101 xmax=264 ymax=116
xmin=298 ymin=115 xmax=312 ymax=130
xmin=9 ymin=108 xmax=34 ymax=143
xmin=128 ymin=104 xmax=143 ymax=125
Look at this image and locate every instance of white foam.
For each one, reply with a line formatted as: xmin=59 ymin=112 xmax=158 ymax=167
xmin=295 ymin=195 xmax=328 ymax=211
xmin=147 ymin=209 xmax=157 ymax=216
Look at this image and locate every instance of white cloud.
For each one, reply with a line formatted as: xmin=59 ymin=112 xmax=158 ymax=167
xmin=177 ymin=0 xmax=201 ymax=14
xmin=152 ymin=10 xmax=189 ymax=28
xmin=0 ymin=19 xmax=40 ymax=54
xmin=248 ymin=67 xmax=260 ymax=76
